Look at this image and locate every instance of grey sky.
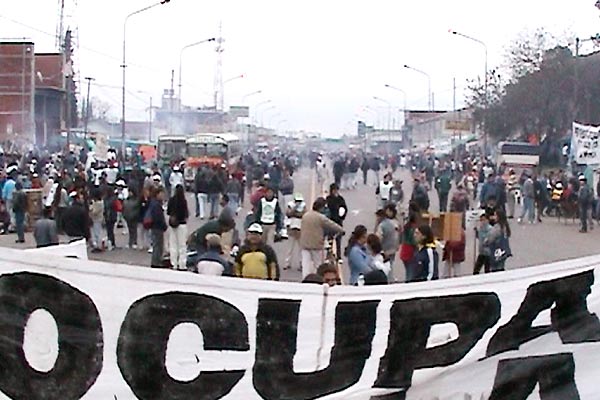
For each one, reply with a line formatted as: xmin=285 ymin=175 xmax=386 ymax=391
xmin=1 ymin=0 xmax=599 ymax=137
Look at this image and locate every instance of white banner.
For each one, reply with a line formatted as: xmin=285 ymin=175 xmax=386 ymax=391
xmin=572 ymin=122 xmax=600 ymax=165
xmin=0 ymin=248 xmax=599 ymax=399
xmin=25 ymin=239 xmax=88 ymax=260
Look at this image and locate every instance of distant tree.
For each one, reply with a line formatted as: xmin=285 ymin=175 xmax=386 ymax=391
xmin=88 ymin=97 xmax=112 ymax=121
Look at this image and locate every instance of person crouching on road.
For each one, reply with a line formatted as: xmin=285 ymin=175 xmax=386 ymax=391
xmin=234 ymin=223 xmax=279 ymax=280
xmin=410 ymin=224 xmax=439 ymax=282
xmin=196 ymin=234 xmax=231 ymax=276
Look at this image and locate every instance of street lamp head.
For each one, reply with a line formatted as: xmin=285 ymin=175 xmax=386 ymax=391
xmin=448 ymin=28 xmax=457 ymax=35
xmin=160 ymin=0 xmax=171 ymax=4
xmin=384 ymin=84 xmax=391 ymax=88
xmin=208 ymin=37 xmax=216 ymax=42
xmin=403 ymin=64 xmax=409 ymax=69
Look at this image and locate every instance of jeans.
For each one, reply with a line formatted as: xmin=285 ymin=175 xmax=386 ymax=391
xmin=151 ymin=229 xmax=165 ymax=267
xmin=209 ymin=194 xmax=220 ymax=219
xmin=138 ymin=225 xmax=151 ymax=249
xmin=227 ymin=193 xmax=239 ymax=211
xmin=196 ymin=193 xmax=208 ymax=218
xmin=15 ymin=211 xmax=25 ymax=242
xmin=91 ymin=220 xmax=102 ymax=248
xmin=520 ymin=197 xmax=534 ymax=222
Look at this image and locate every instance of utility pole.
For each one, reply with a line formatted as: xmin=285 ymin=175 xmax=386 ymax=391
xmin=64 ymin=30 xmax=72 ymax=151
xmin=148 ymin=96 xmax=153 ymax=142
xmin=83 ymin=76 xmax=94 ymax=140
xmin=169 ymin=69 xmax=174 ymax=135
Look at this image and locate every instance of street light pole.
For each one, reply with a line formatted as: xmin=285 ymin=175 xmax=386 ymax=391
xmin=178 ymin=37 xmax=216 ymax=111
xmin=259 ymin=105 xmax=276 ymax=127
xmin=242 ymin=90 xmax=262 ymax=104
xmin=122 ymin=0 xmax=172 ymax=158
xmin=384 ymin=84 xmax=407 ymax=126
xmin=449 ymin=29 xmax=488 ymax=153
xmin=252 ymin=100 xmax=272 ymax=125
xmin=374 ymin=96 xmax=393 ymax=154
xmin=83 ymin=76 xmax=94 ymax=140
xmin=403 ymin=64 xmax=432 ymax=111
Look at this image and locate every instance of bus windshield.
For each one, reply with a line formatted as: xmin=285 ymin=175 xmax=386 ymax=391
xmin=158 ymin=140 xmax=186 ymax=160
xmin=187 ymin=143 xmax=227 ymax=158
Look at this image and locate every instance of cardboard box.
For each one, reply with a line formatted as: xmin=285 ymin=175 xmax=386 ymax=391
xmin=418 ymin=212 xmax=463 ymax=242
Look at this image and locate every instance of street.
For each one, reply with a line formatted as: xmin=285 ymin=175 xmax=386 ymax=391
xmin=1 ymin=166 xmax=598 ymax=284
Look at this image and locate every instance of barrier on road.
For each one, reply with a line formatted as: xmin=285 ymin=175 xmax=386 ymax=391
xmin=0 ymin=247 xmax=599 ymax=399
xmin=25 ymin=238 xmax=88 ymax=260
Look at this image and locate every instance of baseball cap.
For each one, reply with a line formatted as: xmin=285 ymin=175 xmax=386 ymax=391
xmin=293 ymin=192 xmax=304 ymax=201
xmin=247 ymin=223 xmax=263 ymax=234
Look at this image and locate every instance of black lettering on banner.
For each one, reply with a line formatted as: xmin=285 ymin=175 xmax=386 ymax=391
xmin=254 ymin=299 xmax=379 ymax=399
xmin=487 ymin=270 xmax=600 ymax=357
xmin=374 ymin=293 xmax=500 ymax=390
xmin=117 ymin=293 xmax=249 ymax=400
xmin=0 ymin=272 xmax=103 ymax=400
xmin=489 ymin=353 xmax=580 ymax=399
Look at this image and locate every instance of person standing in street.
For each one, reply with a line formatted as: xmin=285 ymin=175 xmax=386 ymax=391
xmin=89 ymin=190 xmax=104 ymax=252
xmin=506 ymin=169 xmax=518 ymax=218
xmin=207 ymin=169 xmax=224 ymax=219
xmin=254 ymin=186 xmax=283 ymax=244
xmin=410 ymin=224 xmax=439 ymax=282
xmin=123 ymin=191 xmax=141 ymax=249
xmin=194 ymin=167 xmax=209 ymax=219
xmin=33 ymin=206 xmax=59 ymax=248
xmin=578 ymin=175 xmax=593 ymax=233
xmin=376 ymin=173 xmax=394 ymax=209
xmin=518 ymin=173 xmax=535 ymax=224
xmin=167 ymin=184 xmax=189 ymax=270
xmin=435 ymin=170 xmax=452 ymax=212
xmin=12 ymin=182 xmax=27 ymax=243
xmin=62 ymin=191 xmax=90 ymax=243
xmin=284 ymin=193 xmax=307 ymax=271
xmin=375 ymin=203 xmax=400 ymax=280
xmin=326 ymin=183 xmax=348 ymax=259
xmin=148 ymin=186 xmax=168 ymax=268
xmin=300 ymin=197 xmax=344 ymax=278
xmin=361 ymin=157 xmax=370 ymax=185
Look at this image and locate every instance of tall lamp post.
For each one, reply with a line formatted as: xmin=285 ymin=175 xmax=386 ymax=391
xmin=374 ymin=96 xmax=393 ymax=154
xmin=252 ymin=100 xmax=272 ymax=125
xmin=242 ymin=90 xmax=262 ymax=104
xmin=384 ymin=84 xmax=407 ymax=126
xmin=403 ymin=64 xmax=432 ymax=111
xmin=122 ymin=0 xmax=172 ymax=157
xmin=178 ymin=37 xmax=216 ymax=111
xmin=449 ymin=29 xmax=488 ymax=153
xmin=259 ymin=105 xmax=276 ymax=127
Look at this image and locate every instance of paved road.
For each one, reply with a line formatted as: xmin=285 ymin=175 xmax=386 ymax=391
xmin=1 ymin=166 xmax=598 ymax=284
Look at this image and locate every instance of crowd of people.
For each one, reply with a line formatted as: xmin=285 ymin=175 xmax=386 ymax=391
xmin=0 ymin=142 xmax=595 ymax=287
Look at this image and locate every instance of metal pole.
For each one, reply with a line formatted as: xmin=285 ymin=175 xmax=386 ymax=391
xmin=121 ymin=0 xmax=172 ymax=158
xmin=178 ymin=38 xmax=216 ymax=111
xmin=149 ymin=96 xmax=153 ymax=142
xmin=84 ymin=76 xmax=94 ymax=140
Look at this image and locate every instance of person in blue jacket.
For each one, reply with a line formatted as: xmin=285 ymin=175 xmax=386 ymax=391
xmin=345 ymin=225 xmax=371 ymax=285
xmin=410 ymin=224 xmax=439 ymax=282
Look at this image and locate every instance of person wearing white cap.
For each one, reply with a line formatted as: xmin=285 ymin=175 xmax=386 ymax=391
xmin=284 ymin=192 xmax=306 ymax=271
xmin=169 ymin=164 xmax=184 ymax=197
xmin=234 ymin=223 xmax=279 ymax=280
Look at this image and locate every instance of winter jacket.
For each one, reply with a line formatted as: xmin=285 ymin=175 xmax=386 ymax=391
xmin=148 ymin=198 xmax=167 ymax=232
xmin=347 ymin=244 xmax=372 ymax=285
xmin=62 ymin=203 xmax=90 ymax=239
xmin=326 ymin=194 xmax=347 ymax=226
xmin=234 ymin=242 xmax=279 ymax=280
xmin=207 ymin=174 xmax=224 ymax=194
xmin=167 ymin=196 xmax=189 ymax=225
xmin=411 ymin=244 xmax=439 ymax=282
xmin=196 ymin=250 xmax=232 ymax=276
xmin=300 ymin=210 xmax=344 ymax=250
xmin=123 ymin=197 xmax=141 ymax=222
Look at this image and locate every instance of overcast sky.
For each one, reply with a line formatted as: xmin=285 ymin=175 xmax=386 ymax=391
xmin=1 ymin=0 xmax=599 ymax=137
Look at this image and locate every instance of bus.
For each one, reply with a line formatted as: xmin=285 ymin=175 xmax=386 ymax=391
xmin=184 ymin=133 xmax=242 ymax=187
xmin=157 ymin=135 xmax=187 ymax=165
xmin=496 ymin=141 xmax=540 ymax=177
